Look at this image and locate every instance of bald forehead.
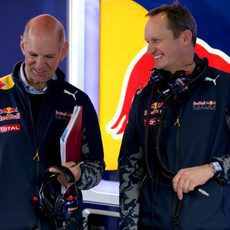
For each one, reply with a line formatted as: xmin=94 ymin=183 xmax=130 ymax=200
xmin=23 ymin=14 xmax=65 ymax=44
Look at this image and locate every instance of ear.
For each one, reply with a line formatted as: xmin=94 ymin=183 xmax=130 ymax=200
xmin=59 ymin=41 xmax=69 ymax=61
xmin=182 ymin=29 xmax=193 ymax=47
xmin=20 ymin=35 xmax=26 ymax=55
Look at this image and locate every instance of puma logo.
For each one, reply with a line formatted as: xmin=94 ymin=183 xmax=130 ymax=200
xmin=205 ymin=75 xmax=220 ymax=86
xmin=64 ymin=90 xmax=78 ymax=101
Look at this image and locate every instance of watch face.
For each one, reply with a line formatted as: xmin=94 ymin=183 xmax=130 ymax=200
xmin=212 ymin=162 xmax=222 ymax=172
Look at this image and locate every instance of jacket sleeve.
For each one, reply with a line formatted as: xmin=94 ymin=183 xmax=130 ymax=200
xmin=211 ymin=81 xmax=230 ymax=184
xmin=118 ymin=96 xmax=145 ymax=230
xmin=212 ymin=155 xmax=230 ymax=184
xmin=76 ymin=96 xmax=105 ymax=190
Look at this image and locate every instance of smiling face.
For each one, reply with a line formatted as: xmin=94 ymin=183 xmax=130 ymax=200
xmin=145 ymin=13 xmax=186 ymax=73
xmin=20 ymin=15 xmax=68 ymax=90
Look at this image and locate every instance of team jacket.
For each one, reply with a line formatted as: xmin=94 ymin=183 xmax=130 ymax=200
xmin=0 ymin=62 xmax=105 ymax=229
xmin=119 ymin=60 xmax=230 ymax=230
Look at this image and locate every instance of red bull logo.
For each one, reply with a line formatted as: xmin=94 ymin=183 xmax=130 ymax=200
xmin=99 ymin=0 xmax=229 ymax=169
xmin=0 ymin=107 xmax=18 ymax=114
xmin=0 ymin=81 xmax=6 ymax=89
xmin=107 ymin=39 xmax=230 ymax=139
xmin=193 ymin=100 xmax=217 ymax=111
xmin=151 ymin=102 xmax=163 ymax=109
xmin=0 ymin=107 xmax=20 ymax=122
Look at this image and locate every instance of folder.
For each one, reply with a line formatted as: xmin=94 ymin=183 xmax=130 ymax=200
xmin=60 ymin=106 xmax=82 ymax=164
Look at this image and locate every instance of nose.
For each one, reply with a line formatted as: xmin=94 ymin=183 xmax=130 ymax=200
xmin=146 ymin=43 xmax=157 ymax=55
xmin=36 ymin=56 xmax=45 ymax=68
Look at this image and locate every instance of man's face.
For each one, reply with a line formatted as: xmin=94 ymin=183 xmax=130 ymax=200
xmin=20 ymin=30 xmax=67 ymax=89
xmin=145 ymin=13 xmax=184 ymax=73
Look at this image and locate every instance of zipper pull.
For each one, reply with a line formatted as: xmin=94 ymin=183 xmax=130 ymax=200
xmin=174 ymin=117 xmax=180 ymax=127
xmin=33 ymin=151 xmax=40 ymax=161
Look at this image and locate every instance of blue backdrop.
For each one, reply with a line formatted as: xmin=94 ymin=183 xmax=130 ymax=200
xmin=0 ymin=0 xmax=68 ymax=77
xmin=134 ymin=0 xmax=230 ymax=56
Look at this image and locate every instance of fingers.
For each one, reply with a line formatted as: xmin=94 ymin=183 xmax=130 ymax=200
xmin=63 ymin=161 xmax=82 ymax=182
xmin=48 ymin=166 xmax=72 ymax=187
xmin=63 ymin=161 xmax=76 ymax=168
xmin=172 ymin=169 xmax=195 ymax=200
xmin=49 ymin=166 xmax=61 ymax=174
xmin=48 ymin=162 xmax=82 ymax=186
xmin=173 ymin=174 xmax=186 ymax=200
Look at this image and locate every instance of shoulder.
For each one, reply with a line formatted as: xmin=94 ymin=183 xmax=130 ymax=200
xmin=62 ymin=81 xmax=92 ymax=106
xmin=203 ymin=66 xmax=230 ymax=86
xmin=135 ymin=81 xmax=151 ymax=98
xmin=0 ymin=74 xmax=14 ymax=90
xmin=54 ymin=68 xmax=90 ymax=104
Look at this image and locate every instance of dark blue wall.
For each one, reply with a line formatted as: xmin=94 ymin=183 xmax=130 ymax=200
xmin=0 ymin=0 xmax=68 ymax=77
xmin=134 ymin=0 xmax=230 ymax=55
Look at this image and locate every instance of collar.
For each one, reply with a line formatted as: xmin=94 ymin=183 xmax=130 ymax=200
xmin=19 ymin=63 xmax=57 ymax=95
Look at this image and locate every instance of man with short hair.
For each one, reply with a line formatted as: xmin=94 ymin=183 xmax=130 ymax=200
xmin=119 ymin=3 xmax=230 ymax=230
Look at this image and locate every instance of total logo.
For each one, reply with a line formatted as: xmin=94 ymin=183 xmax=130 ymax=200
xmin=0 ymin=124 xmax=21 ymax=134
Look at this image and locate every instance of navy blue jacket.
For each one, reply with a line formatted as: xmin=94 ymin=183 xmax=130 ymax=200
xmin=0 ymin=62 xmax=105 ymax=229
xmin=119 ymin=60 xmax=230 ymax=230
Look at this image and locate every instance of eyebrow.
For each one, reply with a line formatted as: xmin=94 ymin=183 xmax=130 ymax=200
xmin=28 ymin=51 xmax=57 ymax=57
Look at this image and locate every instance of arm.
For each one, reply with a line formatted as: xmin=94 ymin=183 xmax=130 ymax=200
xmin=172 ymin=164 xmax=215 ymax=200
xmin=119 ymin=150 xmax=144 ymax=230
xmin=118 ymin=97 xmax=145 ymax=230
xmin=51 ymin=95 xmax=105 ymax=189
xmin=74 ymin=96 xmax=105 ymax=190
xmin=173 ymin=97 xmax=230 ymax=200
xmin=172 ymin=155 xmax=230 ymax=200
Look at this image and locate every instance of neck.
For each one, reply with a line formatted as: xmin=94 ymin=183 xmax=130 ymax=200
xmin=183 ymin=61 xmax=196 ymax=74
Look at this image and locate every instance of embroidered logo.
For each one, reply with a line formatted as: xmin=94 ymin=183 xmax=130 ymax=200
xmin=193 ymin=101 xmax=216 ymax=110
xmin=56 ymin=110 xmax=72 ymax=121
xmin=144 ymin=102 xmax=164 ymax=126
xmin=205 ymin=75 xmax=220 ymax=86
xmin=0 ymin=107 xmax=18 ymax=114
xmin=0 ymin=124 xmax=21 ymax=133
xmin=0 ymin=81 xmax=6 ymax=89
xmin=0 ymin=107 xmax=20 ymax=122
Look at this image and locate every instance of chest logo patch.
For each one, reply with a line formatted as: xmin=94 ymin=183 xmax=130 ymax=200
xmin=0 ymin=124 xmax=21 ymax=133
xmin=0 ymin=107 xmax=20 ymax=122
xmin=56 ymin=110 xmax=72 ymax=121
xmin=193 ymin=101 xmax=216 ymax=110
xmin=144 ymin=102 xmax=164 ymax=126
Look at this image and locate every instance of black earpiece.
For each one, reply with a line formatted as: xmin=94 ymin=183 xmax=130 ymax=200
xmin=33 ymin=166 xmax=79 ymax=222
xmin=149 ymin=58 xmax=208 ymax=103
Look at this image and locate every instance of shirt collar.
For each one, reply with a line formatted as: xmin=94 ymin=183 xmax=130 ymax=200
xmin=19 ymin=63 xmax=57 ymax=95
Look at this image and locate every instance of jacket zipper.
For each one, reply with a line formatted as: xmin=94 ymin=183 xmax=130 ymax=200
xmin=27 ymin=97 xmax=41 ymax=229
xmin=174 ymin=116 xmax=180 ymax=171
xmin=172 ymin=115 xmax=181 ymax=230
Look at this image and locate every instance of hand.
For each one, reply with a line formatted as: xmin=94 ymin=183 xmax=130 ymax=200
xmin=49 ymin=161 xmax=82 ymax=187
xmin=172 ymin=164 xmax=214 ymax=200
xmin=63 ymin=161 xmax=82 ymax=182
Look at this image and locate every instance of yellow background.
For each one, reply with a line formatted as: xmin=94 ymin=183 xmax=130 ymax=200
xmin=99 ymin=0 xmax=148 ymax=169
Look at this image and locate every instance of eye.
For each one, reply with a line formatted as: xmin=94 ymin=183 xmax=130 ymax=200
xmin=45 ymin=55 xmax=55 ymax=59
xmin=152 ymin=38 xmax=160 ymax=44
xmin=29 ymin=53 xmax=38 ymax=57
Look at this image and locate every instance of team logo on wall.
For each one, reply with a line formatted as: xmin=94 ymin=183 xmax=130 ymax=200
xmin=99 ymin=0 xmax=230 ymax=169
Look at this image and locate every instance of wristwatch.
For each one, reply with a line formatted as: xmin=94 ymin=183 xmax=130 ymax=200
xmin=209 ymin=161 xmax=222 ymax=176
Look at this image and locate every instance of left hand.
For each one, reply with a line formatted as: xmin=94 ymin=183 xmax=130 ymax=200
xmin=49 ymin=161 xmax=82 ymax=187
xmin=172 ymin=164 xmax=214 ymax=200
